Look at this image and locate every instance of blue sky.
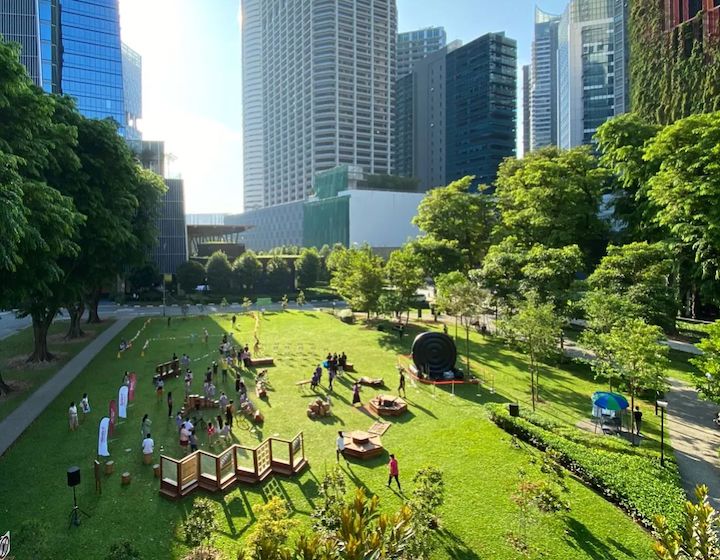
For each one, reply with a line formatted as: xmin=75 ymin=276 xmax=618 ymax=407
xmin=119 ymin=0 xmax=569 ymax=213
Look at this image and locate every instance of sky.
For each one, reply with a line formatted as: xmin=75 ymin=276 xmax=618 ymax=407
xmin=119 ymin=0 xmax=569 ymax=214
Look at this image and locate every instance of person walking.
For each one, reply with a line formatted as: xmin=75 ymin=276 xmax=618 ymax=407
xmin=398 ymin=368 xmax=406 ymax=397
xmin=167 ymin=392 xmax=174 ymax=418
xmin=225 ymin=403 xmax=234 ymax=429
xmin=80 ymin=393 xmax=91 ymax=423
xmin=352 ymin=382 xmax=362 ymax=407
xmin=156 ymin=378 xmax=164 ymax=402
xmin=336 ymin=431 xmax=347 ymax=463
xmin=232 ymin=315 xmax=237 ymax=329
xmin=203 ymin=328 xmax=209 ymax=344
xmin=634 ymin=406 xmax=643 ymax=436
xmin=142 ymin=433 xmax=154 ymax=464
xmin=175 ymin=411 xmax=184 ymax=433
xmin=68 ymin=401 xmax=79 ymax=431
xmin=141 ymin=414 xmax=152 ymax=437
xmin=179 ymin=423 xmax=190 ymax=455
xmin=212 ymin=360 xmax=218 ymax=379
xmin=387 ymin=454 xmax=401 ymax=491
xmin=189 ymin=429 xmax=198 ymax=452
xmin=219 ymin=392 xmax=229 ymax=411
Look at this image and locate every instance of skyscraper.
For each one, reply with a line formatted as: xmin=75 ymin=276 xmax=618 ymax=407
xmin=522 ymin=64 xmax=531 ymax=156
xmin=241 ymin=0 xmax=397 ymax=209
xmin=446 ymin=32 xmax=517 ymax=189
xmin=1 ymin=0 xmax=125 ymax=128
xmin=530 ymin=7 xmax=560 ymax=150
xmin=0 ymin=0 xmax=42 ymax=85
xmin=122 ymin=42 xmax=142 ymax=143
xmin=557 ymin=0 xmax=628 ymax=149
xmin=397 ymin=26 xmax=446 ymax=77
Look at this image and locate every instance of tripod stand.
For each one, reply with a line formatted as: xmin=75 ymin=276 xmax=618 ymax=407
xmin=68 ymin=485 xmax=90 ymax=528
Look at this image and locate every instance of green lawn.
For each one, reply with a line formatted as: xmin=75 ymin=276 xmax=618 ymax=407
xmin=0 ymin=319 xmax=113 ymax=422
xmin=0 ymin=311 xmax=657 ymax=559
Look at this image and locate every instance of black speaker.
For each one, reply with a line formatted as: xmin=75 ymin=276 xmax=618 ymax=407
xmin=67 ymin=466 xmax=81 ymax=487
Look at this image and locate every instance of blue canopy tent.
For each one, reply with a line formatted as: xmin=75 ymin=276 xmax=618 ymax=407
xmin=591 ymin=391 xmax=629 ymax=434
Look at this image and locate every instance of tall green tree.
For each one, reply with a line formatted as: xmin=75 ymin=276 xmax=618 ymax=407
xmin=587 ymin=242 xmax=676 ymax=332
xmin=594 ymin=114 xmax=662 ymax=242
xmin=233 ymin=251 xmax=262 ymax=292
xmin=412 ymin=175 xmax=495 ymax=273
xmin=385 ymin=244 xmax=425 ymax=324
xmin=0 ymin=152 xmax=27 ymax=272
xmin=499 ymin=293 xmax=562 ymax=411
xmin=644 ymin=113 xmax=720 ymax=282
xmin=435 ymin=271 xmax=486 ymax=375
xmin=495 ymin=146 xmax=609 ymax=263
xmin=0 ymin=40 xmax=83 ymax=361
xmin=329 ymin=246 xmax=384 ymax=317
xmin=176 ymin=260 xmax=206 ymax=293
xmin=585 ymin=318 xmax=669 ymax=441
xmin=265 ymin=255 xmax=292 ymax=291
xmin=206 ymin=251 xmax=233 ymax=293
xmin=295 ymin=248 xmax=321 ymax=289
xmin=691 ymin=321 xmax=720 ymax=403
xmin=472 ymin=236 xmax=526 ymax=317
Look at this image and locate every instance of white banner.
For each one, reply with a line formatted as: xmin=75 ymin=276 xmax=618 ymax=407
xmin=98 ymin=417 xmax=110 ymax=457
xmin=118 ymin=386 xmax=129 ymax=419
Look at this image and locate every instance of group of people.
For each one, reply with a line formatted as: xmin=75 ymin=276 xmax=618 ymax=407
xmin=67 ymin=393 xmax=91 ymax=431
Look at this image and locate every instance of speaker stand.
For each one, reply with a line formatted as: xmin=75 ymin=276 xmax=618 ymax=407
xmin=68 ymin=486 xmax=90 ymax=529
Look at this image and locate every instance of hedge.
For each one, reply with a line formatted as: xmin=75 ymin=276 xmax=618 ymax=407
xmin=487 ymin=404 xmax=686 ymax=530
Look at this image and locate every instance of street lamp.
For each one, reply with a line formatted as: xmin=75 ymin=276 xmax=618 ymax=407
xmin=657 ymin=400 xmax=668 ymax=467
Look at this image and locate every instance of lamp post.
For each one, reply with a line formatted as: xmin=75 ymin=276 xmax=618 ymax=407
xmin=657 ymin=400 xmax=668 ymax=467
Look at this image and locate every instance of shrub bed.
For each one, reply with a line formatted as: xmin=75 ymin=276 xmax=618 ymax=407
xmin=487 ymin=404 xmax=686 ymax=530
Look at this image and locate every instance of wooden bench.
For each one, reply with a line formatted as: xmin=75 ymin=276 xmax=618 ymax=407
xmin=358 ymin=377 xmax=384 ymax=388
xmin=249 ymin=357 xmax=275 ymax=367
xmin=295 ymin=379 xmax=313 ymax=394
xmin=154 ymin=359 xmax=180 ymax=383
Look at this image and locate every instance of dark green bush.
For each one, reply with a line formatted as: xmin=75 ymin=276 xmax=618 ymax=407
xmin=488 ymin=404 xmax=685 ymax=530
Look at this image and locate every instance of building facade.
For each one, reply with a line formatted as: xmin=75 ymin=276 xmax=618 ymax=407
xmin=522 ymin=64 xmax=531 ymax=156
xmin=397 ymin=26 xmax=446 ymax=77
xmin=1 ymin=0 xmax=126 ymax=128
xmin=557 ymin=0 xmax=628 ymax=149
xmin=446 ymin=33 xmax=517 ymax=189
xmin=241 ymin=0 xmax=397 ymax=209
xmin=122 ymin=42 xmax=142 ymax=142
xmin=240 ymin=0 xmax=264 ymax=211
xmin=530 ymin=8 xmax=561 ymax=150
xmin=153 ymin=178 xmax=188 ymax=274
xmin=0 ymin=0 xmax=42 ymax=86
xmin=664 ymin=0 xmax=720 ymax=35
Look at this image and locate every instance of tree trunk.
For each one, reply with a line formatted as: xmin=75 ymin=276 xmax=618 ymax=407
xmin=530 ymin=354 xmax=536 ymax=412
xmin=0 ymin=373 xmax=12 ymax=395
xmin=630 ymin=391 xmax=635 ymax=446
xmin=465 ymin=325 xmax=471 ymax=376
xmin=65 ymin=302 xmax=85 ymax=339
xmin=86 ymin=288 xmax=102 ymax=324
xmin=28 ymin=311 xmax=55 ymax=362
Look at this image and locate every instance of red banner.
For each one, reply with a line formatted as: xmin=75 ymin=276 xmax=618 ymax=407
xmin=109 ymin=399 xmax=117 ymax=436
xmin=128 ymin=372 xmax=137 ymax=402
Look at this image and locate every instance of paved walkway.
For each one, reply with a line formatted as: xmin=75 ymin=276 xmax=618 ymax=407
xmin=0 ymin=317 xmax=131 ymax=457
xmin=666 ymin=378 xmax=720 ymax=508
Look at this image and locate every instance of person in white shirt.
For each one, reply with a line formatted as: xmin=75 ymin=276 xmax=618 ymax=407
xmin=80 ymin=393 xmax=91 ymax=416
xmin=142 ymin=433 xmax=154 ymax=463
xmin=336 ymin=431 xmax=346 ymax=463
xmin=68 ymin=402 xmax=79 ymax=431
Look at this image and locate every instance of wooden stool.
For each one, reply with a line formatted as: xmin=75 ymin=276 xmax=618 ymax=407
xmin=143 ymin=453 xmax=153 ymax=465
xmin=153 ymin=464 xmax=161 ymax=478
xmin=121 ymin=472 xmax=131 ymax=485
xmin=105 ymin=461 xmax=115 ymax=475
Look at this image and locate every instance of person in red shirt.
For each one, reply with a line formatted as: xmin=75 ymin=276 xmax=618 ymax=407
xmin=387 ymin=454 xmax=401 ymax=491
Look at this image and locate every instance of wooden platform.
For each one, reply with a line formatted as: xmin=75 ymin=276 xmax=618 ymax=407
xmin=250 ymin=357 xmax=275 ymax=367
xmin=343 ymin=430 xmax=383 ymax=460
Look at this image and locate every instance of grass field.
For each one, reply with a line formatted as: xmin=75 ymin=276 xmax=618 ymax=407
xmin=0 ymin=319 xmax=114 ymax=422
xmin=0 ymin=311 xmax=660 ymax=559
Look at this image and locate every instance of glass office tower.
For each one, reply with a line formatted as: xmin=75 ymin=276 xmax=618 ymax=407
xmin=59 ymin=0 xmax=125 ymax=129
xmin=0 ymin=0 xmax=42 ymax=85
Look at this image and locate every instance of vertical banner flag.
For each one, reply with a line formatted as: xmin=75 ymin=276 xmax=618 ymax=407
xmin=98 ymin=417 xmax=110 ymax=457
xmin=128 ymin=372 xmax=137 ymax=402
xmin=109 ymin=399 xmax=117 ymax=436
xmin=118 ymin=386 xmax=129 ymax=419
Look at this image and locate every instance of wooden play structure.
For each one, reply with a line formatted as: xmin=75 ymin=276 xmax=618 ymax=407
xmin=368 ymin=395 xmax=408 ymax=417
xmin=159 ymin=432 xmax=307 ymax=499
xmin=154 ymin=359 xmax=180 ymax=383
xmin=182 ymin=394 xmax=218 ymax=415
xmin=306 ymin=397 xmax=331 ymax=418
xmin=358 ymin=376 xmax=384 ymax=388
xmin=249 ymin=357 xmax=275 ymax=367
xmin=342 ymin=430 xmax=383 ymax=460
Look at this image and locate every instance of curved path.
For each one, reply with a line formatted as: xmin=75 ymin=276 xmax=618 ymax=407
xmin=0 ymin=318 xmax=132 ymax=457
xmin=666 ymin=378 xmax=720 ymax=508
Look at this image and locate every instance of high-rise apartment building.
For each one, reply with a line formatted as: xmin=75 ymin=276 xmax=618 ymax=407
xmin=397 ymin=26 xmax=446 ymax=77
xmin=1 ymin=0 xmax=125 ymax=129
xmin=241 ymin=0 xmax=397 ymax=210
xmin=530 ymin=8 xmax=560 ymax=150
xmin=446 ymin=32 xmax=517 ymax=189
xmin=122 ymin=42 xmax=142 ymax=142
xmin=557 ymin=0 xmax=628 ymax=149
xmin=664 ymin=0 xmax=720 ymax=35
xmin=522 ymin=64 xmax=531 ymax=156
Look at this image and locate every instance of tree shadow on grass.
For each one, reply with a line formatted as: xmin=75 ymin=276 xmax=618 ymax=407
xmin=564 ymin=517 xmax=622 ymax=560
xmin=435 ymin=528 xmax=484 ymax=559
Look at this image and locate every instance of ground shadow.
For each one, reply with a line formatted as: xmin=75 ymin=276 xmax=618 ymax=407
xmin=564 ymin=517 xmax=620 ymax=560
xmin=436 ymin=528 xmax=484 ymax=559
